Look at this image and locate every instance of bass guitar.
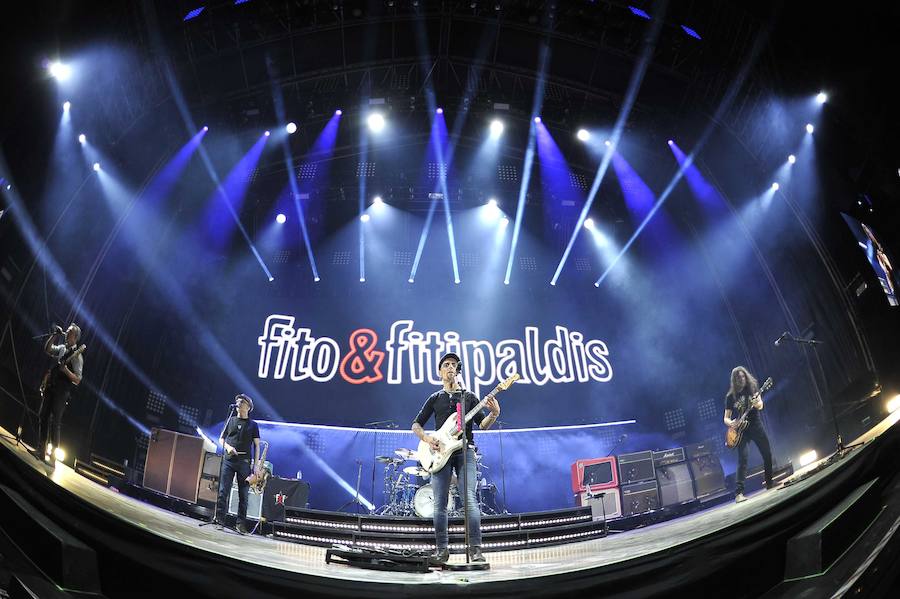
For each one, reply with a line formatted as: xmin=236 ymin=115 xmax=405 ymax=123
xmin=725 ymin=377 xmax=773 ymax=448
xmin=39 ymin=344 xmax=87 ymax=398
xmin=417 ymin=374 xmax=519 ymax=474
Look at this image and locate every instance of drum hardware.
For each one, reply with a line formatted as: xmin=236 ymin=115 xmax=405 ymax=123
xmin=394 ymin=448 xmax=418 ymax=461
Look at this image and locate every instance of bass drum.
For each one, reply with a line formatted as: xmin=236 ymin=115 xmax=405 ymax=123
xmin=413 ymin=484 xmax=456 ymax=518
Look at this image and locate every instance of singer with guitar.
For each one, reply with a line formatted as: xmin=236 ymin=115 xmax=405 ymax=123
xmin=412 ymin=352 xmax=501 ymax=565
xmin=724 ymin=366 xmax=774 ymax=503
xmin=214 ymin=394 xmax=261 ymax=534
xmin=38 ymin=324 xmax=84 ymax=463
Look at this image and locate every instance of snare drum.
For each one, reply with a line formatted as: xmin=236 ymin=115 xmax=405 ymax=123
xmin=413 ymin=484 xmax=456 ymax=518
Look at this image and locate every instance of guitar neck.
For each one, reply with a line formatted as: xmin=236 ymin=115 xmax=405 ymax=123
xmin=462 ymin=383 xmax=502 ymax=424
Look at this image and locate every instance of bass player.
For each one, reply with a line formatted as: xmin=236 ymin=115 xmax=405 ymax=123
xmin=411 ymin=352 xmax=500 ymax=564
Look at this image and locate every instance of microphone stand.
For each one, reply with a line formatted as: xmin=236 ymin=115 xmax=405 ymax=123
xmin=497 ymin=419 xmax=509 ymax=515
xmin=199 ymin=403 xmax=237 ymax=527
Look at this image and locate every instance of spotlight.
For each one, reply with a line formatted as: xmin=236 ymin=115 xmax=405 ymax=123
xmin=203 ymin=125 xmax=209 ymax=131
xmin=373 ymin=195 xmax=383 ymax=205
xmin=92 ymin=162 xmax=101 ymax=172
xmin=314 ymin=276 xmax=321 ymax=282
xmin=268 ymin=276 xmax=275 ymax=282
xmin=54 ymin=446 xmax=66 ymax=461
xmin=436 ymin=107 xmax=443 ymax=114
xmin=276 ymin=213 xmax=287 ymax=224
xmin=408 ymin=278 xmax=414 ymax=283
xmin=584 ymin=218 xmax=595 ymax=230
xmin=286 ymin=122 xmax=297 ymax=134
xmin=500 ymin=217 xmax=509 ymax=228
xmin=816 ymin=92 xmax=828 ymax=104
xmin=78 ymin=133 xmax=86 ymax=145
xmin=788 ymin=154 xmax=796 ymax=164
xmin=264 ymin=130 xmax=271 ymax=137
xmin=455 ymin=278 xmax=460 ymax=284
xmin=48 ymin=61 xmax=72 ymax=81
xmin=335 ymin=109 xmax=343 ymax=116
xmin=63 ymin=101 xmax=71 ymax=111
xmin=667 ymin=139 xmax=673 ymax=145
xmin=771 ymin=182 xmax=780 ymax=191
xmin=887 ymin=393 xmax=900 ymax=413
xmin=798 ymin=450 xmax=818 ymax=467
xmin=360 ymin=277 xmax=366 ymax=282
xmin=489 ymin=119 xmax=504 ymax=139
xmin=805 ymin=123 xmax=814 ymax=134
xmin=576 ymin=129 xmax=590 ymax=141
xmin=604 ymin=140 xmax=611 ymax=147
xmin=360 ymin=214 xmax=370 ymax=222
xmin=488 ymin=198 xmax=498 ymax=208
xmin=367 ymin=113 xmax=385 ymax=132
xmin=534 ymin=116 xmax=542 ymax=124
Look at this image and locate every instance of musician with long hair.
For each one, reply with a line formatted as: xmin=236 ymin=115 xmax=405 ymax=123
xmin=38 ymin=323 xmax=83 ymax=463
xmin=412 ymin=352 xmax=500 ymax=564
xmin=214 ymin=394 xmax=261 ymax=534
xmin=724 ymin=366 xmax=774 ymax=503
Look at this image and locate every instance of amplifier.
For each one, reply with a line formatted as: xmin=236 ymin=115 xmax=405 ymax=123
xmin=620 ymin=480 xmax=659 ymax=516
xmin=617 ymin=451 xmax=655 ymax=485
xmin=576 ymin=490 xmax=622 ymax=520
xmin=652 ymin=447 xmax=686 ymax=467
xmin=570 ymin=457 xmax=619 ymax=493
xmin=685 ymin=440 xmax=717 ymax=460
xmin=689 ymin=453 xmax=726 ymax=498
xmin=143 ymin=428 xmax=204 ymax=503
xmin=197 ymin=475 xmax=219 ymax=505
xmin=656 ymin=462 xmax=696 ymax=506
xmin=228 ymin=483 xmax=263 ymax=521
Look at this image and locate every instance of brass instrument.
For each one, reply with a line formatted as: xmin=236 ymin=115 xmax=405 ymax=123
xmin=246 ymin=440 xmax=271 ymax=494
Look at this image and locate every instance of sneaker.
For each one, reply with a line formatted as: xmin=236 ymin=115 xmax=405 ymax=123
xmin=468 ymin=546 xmax=486 ymax=562
xmin=735 ymin=493 xmax=747 ymax=503
xmin=428 ymin=548 xmax=450 ymax=565
xmin=236 ymin=522 xmax=251 ymax=534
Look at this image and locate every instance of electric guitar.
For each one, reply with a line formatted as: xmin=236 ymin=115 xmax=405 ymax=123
xmin=39 ymin=344 xmax=87 ymax=398
xmin=417 ymin=374 xmax=519 ymax=474
xmin=725 ymin=377 xmax=773 ymax=448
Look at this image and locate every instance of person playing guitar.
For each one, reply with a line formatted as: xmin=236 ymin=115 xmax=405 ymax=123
xmin=723 ymin=366 xmax=774 ymax=503
xmin=39 ymin=323 xmax=84 ymax=464
xmin=411 ymin=352 xmax=501 ymax=565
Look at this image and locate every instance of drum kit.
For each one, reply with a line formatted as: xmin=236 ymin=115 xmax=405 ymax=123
xmin=375 ymin=448 xmax=502 ymax=517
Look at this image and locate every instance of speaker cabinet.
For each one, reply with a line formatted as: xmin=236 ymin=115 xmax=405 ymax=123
xmin=656 ymin=462 xmax=696 ymax=506
xmin=688 ymin=454 xmax=726 ymax=498
xmin=575 ymin=490 xmax=622 ymax=520
xmin=620 ymin=480 xmax=660 ymax=516
xmin=617 ymin=450 xmax=655 ymax=485
xmin=570 ymin=456 xmax=619 ymax=493
xmin=228 ymin=484 xmax=263 ymax=521
xmin=142 ymin=428 xmax=204 ymax=503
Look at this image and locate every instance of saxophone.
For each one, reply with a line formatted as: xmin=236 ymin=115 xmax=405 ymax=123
xmin=246 ymin=440 xmax=270 ymax=494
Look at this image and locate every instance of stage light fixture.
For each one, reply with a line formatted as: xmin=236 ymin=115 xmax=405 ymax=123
xmin=276 ymin=213 xmax=286 ymax=224
xmin=576 ymin=129 xmax=590 ymax=141
xmin=335 ymin=109 xmax=343 ymax=116
xmin=798 ymin=450 xmax=817 ymax=467
xmin=788 ymin=154 xmax=796 ymax=164
xmin=489 ymin=119 xmax=504 ymax=139
xmin=203 ymin=125 xmax=209 ymax=131
xmin=408 ymin=278 xmax=414 ymax=283
xmin=360 ymin=277 xmax=366 ymax=282
xmin=604 ymin=140 xmax=611 ymax=147
xmin=360 ymin=214 xmax=370 ymax=222
xmin=367 ymin=113 xmax=385 ymax=132
xmin=54 ymin=447 xmax=66 ymax=461
xmin=314 ymin=276 xmax=321 ymax=282
xmin=584 ymin=218 xmax=595 ymax=230
xmin=887 ymin=393 xmax=900 ymax=414
xmin=455 ymin=278 xmax=460 ymax=284
xmin=268 ymin=276 xmax=275 ymax=282
xmin=48 ymin=61 xmax=72 ymax=81
xmin=628 ymin=6 xmax=651 ymax=19
xmin=286 ymin=122 xmax=297 ymax=134
xmin=63 ymin=101 xmax=71 ymax=111
xmin=184 ymin=7 xmax=205 ymax=20
xmin=373 ymin=195 xmax=383 ymax=205
xmin=534 ymin=116 xmax=542 ymax=124
xmin=806 ymin=123 xmax=814 ymax=134
xmin=264 ymin=130 xmax=271 ymax=137
xmin=816 ymin=92 xmax=828 ymax=104
xmin=78 ymin=134 xmax=86 ymax=145
xmin=667 ymin=139 xmax=673 ymax=146
xmin=92 ymin=162 xmax=101 ymax=172
xmin=771 ymin=182 xmax=779 ymax=191
xmin=436 ymin=108 xmax=443 ymax=114
xmin=488 ymin=198 xmax=498 ymax=208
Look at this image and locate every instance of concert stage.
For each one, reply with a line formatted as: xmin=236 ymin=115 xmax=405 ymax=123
xmin=3 ymin=411 xmax=900 ymax=598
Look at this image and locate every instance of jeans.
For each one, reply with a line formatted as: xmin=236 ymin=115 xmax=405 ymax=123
xmin=736 ymin=422 xmax=774 ymax=494
xmin=216 ymin=456 xmax=251 ymax=524
xmin=38 ymin=386 xmax=70 ymax=454
xmin=431 ymin=446 xmax=481 ymax=549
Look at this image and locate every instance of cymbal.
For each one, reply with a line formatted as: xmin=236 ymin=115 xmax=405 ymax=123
xmin=403 ymin=466 xmax=429 ymax=477
xmin=394 ymin=448 xmax=418 ymax=460
xmin=376 ymin=455 xmax=404 ymax=465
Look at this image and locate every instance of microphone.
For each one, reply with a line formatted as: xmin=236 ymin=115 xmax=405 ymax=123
xmin=774 ymin=332 xmax=789 ymax=347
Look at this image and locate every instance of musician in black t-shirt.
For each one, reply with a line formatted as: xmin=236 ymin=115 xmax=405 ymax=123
xmin=412 ymin=352 xmax=500 ymax=564
xmin=214 ymin=394 xmax=261 ymax=533
xmin=724 ymin=366 xmax=773 ymax=503
xmin=38 ymin=323 xmax=83 ymax=464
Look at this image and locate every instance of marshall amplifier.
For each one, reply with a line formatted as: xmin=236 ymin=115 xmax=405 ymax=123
xmin=652 ymin=447 xmax=686 ymax=467
xmin=685 ymin=440 xmax=716 ymax=460
xmin=687 ymin=449 xmax=726 ymax=499
xmin=617 ymin=451 xmax=655 ymax=485
xmin=576 ymin=490 xmax=622 ymax=520
xmin=656 ymin=462 xmax=696 ymax=506
xmin=620 ymin=480 xmax=659 ymax=516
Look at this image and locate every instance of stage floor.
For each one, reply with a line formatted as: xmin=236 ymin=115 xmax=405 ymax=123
xmin=4 ymin=410 xmax=899 ymax=590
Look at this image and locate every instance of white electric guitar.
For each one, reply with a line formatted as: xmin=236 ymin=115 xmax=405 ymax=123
xmin=417 ymin=374 xmax=519 ymax=474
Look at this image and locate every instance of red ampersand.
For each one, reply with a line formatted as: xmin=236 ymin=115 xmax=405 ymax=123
xmin=339 ymin=328 xmax=385 ymax=384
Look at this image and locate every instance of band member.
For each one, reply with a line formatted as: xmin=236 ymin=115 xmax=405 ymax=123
xmin=38 ymin=324 xmax=83 ymax=463
xmin=412 ymin=352 xmax=500 ymax=564
xmin=215 ymin=394 xmax=261 ymax=533
xmin=724 ymin=366 xmax=773 ymax=502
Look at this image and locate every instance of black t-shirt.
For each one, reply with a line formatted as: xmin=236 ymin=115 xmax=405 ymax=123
xmin=725 ymin=389 xmax=760 ymax=426
xmin=414 ymin=389 xmax=486 ymax=444
xmin=222 ymin=417 xmax=260 ymax=458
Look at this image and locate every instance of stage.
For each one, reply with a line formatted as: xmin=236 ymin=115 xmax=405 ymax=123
xmin=3 ymin=409 xmax=900 ymax=598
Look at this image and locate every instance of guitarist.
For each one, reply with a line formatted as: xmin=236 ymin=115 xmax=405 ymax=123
xmin=724 ymin=366 xmax=774 ymax=503
xmin=38 ymin=324 xmax=83 ymax=463
xmin=411 ymin=352 xmax=500 ymax=565
xmin=214 ymin=394 xmax=261 ymax=533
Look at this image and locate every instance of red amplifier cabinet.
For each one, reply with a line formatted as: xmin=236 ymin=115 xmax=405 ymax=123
xmin=570 ymin=456 xmax=619 ymax=493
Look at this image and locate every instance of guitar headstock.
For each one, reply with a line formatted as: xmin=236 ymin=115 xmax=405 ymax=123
xmin=496 ymin=373 xmax=520 ymax=391
xmin=760 ymin=377 xmax=773 ymax=393
xmin=74 ymin=344 xmax=87 ymax=356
